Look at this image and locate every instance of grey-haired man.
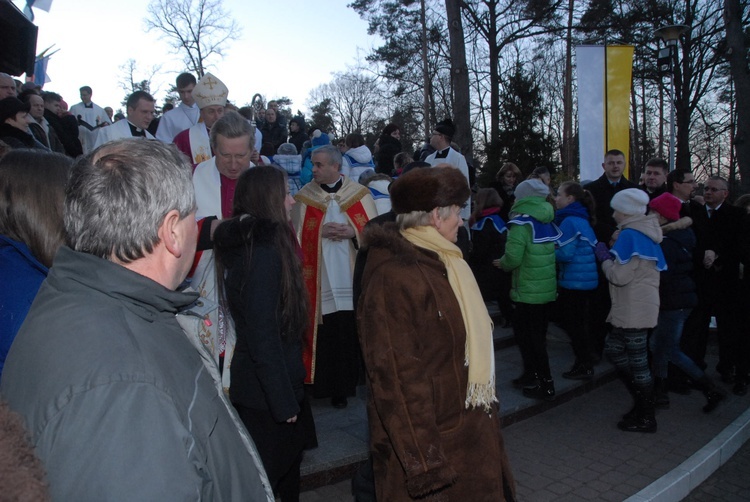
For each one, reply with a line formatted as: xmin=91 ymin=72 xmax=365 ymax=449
xmin=1 ymin=139 xmax=272 ymax=501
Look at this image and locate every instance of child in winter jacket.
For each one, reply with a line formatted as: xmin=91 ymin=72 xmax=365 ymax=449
xmin=554 ymin=182 xmax=599 ymax=380
xmin=469 ymin=188 xmax=512 ymax=327
xmin=596 ymin=189 xmax=665 ymax=433
xmin=498 ymin=178 xmax=561 ymax=401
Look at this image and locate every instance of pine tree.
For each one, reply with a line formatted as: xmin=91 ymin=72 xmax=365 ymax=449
xmin=491 ymin=63 xmax=557 ymax=180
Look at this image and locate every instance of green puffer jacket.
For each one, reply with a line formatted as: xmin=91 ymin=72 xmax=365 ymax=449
xmin=499 ymin=197 xmax=557 ymax=304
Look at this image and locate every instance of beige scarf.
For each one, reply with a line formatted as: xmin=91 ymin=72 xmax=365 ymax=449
xmin=402 ymin=226 xmax=497 ymax=412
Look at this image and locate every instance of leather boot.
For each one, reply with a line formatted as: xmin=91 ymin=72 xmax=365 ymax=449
xmin=618 ymin=386 xmax=657 ymax=433
xmin=696 ymin=376 xmax=725 ymax=413
xmin=653 ymin=377 xmax=670 ymax=410
xmin=523 ymin=378 xmax=555 ymax=401
xmin=616 ymin=372 xmax=639 ymax=421
xmin=512 ymin=371 xmax=538 ymax=389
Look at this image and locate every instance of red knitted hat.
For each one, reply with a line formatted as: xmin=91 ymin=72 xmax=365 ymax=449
xmin=649 ymin=192 xmax=682 ymax=222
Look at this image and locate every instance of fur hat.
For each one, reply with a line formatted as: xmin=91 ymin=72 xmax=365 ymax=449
xmin=390 ymin=166 xmax=470 ymax=214
xmin=611 ymin=188 xmax=649 ymax=216
xmin=193 ymin=72 xmax=228 ymax=109
xmin=514 ymin=178 xmax=549 ymax=200
xmin=0 ymin=97 xmax=30 ymax=123
xmin=649 ymin=192 xmax=682 ymax=222
xmin=311 ymin=129 xmax=330 ymax=147
xmin=435 ymin=118 xmax=455 ymax=139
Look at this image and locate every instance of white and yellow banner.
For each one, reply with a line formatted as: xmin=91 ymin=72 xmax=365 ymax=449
xmin=576 ymin=45 xmax=634 ymax=182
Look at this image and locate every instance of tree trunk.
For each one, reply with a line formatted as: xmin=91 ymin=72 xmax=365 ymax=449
xmin=445 ymin=0 xmax=473 ymax=164
xmin=420 ymin=0 xmax=432 ymax=140
xmin=487 ymin=1 xmax=500 ymax=172
xmin=724 ymin=0 xmax=750 ymax=193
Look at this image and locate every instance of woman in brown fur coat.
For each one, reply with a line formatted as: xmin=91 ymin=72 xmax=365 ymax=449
xmin=358 ymin=167 xmax=516 ymax=501
xmin=0 ymin=400 xmax=49 ymax=501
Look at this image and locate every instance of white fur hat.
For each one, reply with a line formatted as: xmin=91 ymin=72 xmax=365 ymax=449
xmin=193 ymin=72 xmax=228 ymax=109
xmin=610 ymin=188 xmax=649 ymax=215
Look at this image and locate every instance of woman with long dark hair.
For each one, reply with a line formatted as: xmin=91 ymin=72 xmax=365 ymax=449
xmin=214 ymin=165 xmax=316 ymax=501
xmin=0 ymin=149 xmax=71 ymax=376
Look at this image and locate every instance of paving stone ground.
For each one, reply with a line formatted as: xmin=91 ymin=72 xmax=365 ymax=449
xmin=297 ymin=323 xmax=749 ymax=502
xmin=301 ymin=376 xmax=750 ymax=501
xmin=682 ymin=440 xmax=750 ymax=502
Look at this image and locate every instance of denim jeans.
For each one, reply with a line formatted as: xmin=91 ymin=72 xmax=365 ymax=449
xmin=649 ymin=308 xmax=704 ymax=381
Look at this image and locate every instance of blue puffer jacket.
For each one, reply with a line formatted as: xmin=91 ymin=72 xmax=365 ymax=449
xmin=554 ymin=203 xmax=598 ymax=291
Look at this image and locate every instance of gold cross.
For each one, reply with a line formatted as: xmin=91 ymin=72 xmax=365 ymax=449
xmin=204 ymin=76 xmax=217 ymax=90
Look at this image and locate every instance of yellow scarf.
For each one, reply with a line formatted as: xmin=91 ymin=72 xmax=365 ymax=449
xmin=401 ymin=226 xmax=497 ymax=412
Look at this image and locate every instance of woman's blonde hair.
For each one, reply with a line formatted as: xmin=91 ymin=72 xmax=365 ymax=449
xmin=397 ymin=206 xmax=455 ymax=230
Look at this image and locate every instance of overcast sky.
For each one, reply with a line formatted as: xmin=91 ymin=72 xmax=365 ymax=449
xmin=12 ymin=0 xmax=379 ymax=113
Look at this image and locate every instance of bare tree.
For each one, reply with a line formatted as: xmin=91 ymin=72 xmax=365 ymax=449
xmin=445 ymin=0 xmax=473 ymax=162
xmin=144 ymin=0 xmax=240 ymax=77
xmin=307 ymin=71 xmax=385 ymax=139
xmin=462 ymin=0 xmax=562 ymax=172
xmin=724 ymin=0 xmax=750 ymax=193
xmin=117 ymin=59 xmax=163 ymax=107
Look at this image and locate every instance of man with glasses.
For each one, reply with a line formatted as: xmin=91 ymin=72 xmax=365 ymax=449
xmin=425 ymin=118 xmax=471 ymax=222
xmin=666 ymin=169 xmax=700 ymax=218
xmin=682 ymin=176 xmax=745 ymax=392
xmin=191 ymin=111 xmax=257 ymax=386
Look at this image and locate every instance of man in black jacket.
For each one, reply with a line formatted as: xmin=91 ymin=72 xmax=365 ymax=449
xmin=42 ymin=91 xmax=82 ymax=157
xmin=584 ymin=149 xmax=638 ymax=356
xmin=681 ymin=176 xmax=745 ymax=390
xmin=642 ymin=158 xmax=668 ymax=200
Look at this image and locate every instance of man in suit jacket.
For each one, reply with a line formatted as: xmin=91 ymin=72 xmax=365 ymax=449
xmin=682 ymin=176 xmax=745 ymax=385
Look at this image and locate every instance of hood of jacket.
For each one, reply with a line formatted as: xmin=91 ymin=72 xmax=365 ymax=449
xmin=661 ymin=221 xmax=695 ymax=250
xmin=345 ymin=144 xmax=373 ymax=163
xmin=618 ymin=212 xmax=663 ymax=244
xmin=510 ymin=196 xmax=554 ymax=223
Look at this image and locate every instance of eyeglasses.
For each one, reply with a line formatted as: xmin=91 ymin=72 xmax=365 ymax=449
xmin=703 ymin=187 xmax=727 ymax=192
xmin=678 ymin=179 xmax=697 ymax=184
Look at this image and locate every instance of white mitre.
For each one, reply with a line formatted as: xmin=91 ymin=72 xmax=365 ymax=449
xmin=193 ymin=72 xmax=229 ymax=109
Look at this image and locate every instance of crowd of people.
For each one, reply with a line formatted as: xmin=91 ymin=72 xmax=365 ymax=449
xmin=0 ymin=67 xmax=748 ymax=501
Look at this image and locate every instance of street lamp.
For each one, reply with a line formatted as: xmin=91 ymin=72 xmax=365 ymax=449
xmin=655 ymin=24 xmax=689 ymax=171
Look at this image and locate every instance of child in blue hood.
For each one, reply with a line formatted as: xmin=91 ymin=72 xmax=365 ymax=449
xmin=554 ymin=181 xmax=599 ymax=380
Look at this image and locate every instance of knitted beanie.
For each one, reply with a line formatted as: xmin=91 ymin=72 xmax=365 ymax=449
xmin=649 ymin=192 xmax=682 ymax=222
xmin=514 ymin=178 xmax=549 ymax=200
xmin=611 ymin=188 xmax=649 ymax=216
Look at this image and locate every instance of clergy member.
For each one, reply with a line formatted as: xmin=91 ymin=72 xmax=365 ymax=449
xmin=191 ymin=111 xmax=256 ymax=389
xmin=174 ymin=72 xmax=228 ymax=169
xmin=92 ymin=91 xmax=155 ymax=148
xmin=156 ymin=73 xmax=200 ymax=143
xmin=69 ymin=85 xmax=111 ymax=129
xmin=292 ymin=145 xmax=377 ymax=408
xmin=424 ymin=118 xmax=471 ymax=222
